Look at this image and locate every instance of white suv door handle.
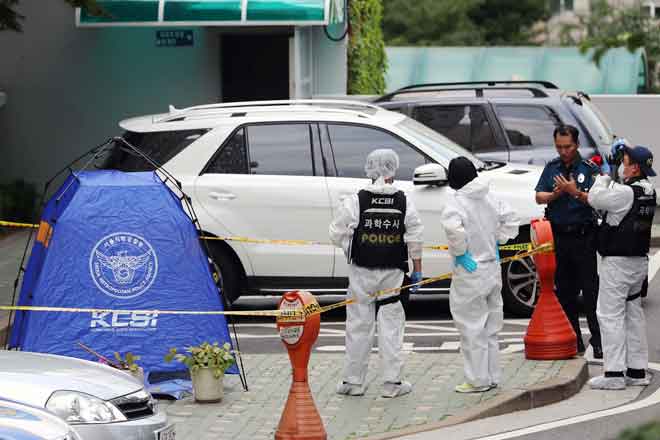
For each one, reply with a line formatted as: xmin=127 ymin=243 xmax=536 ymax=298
xmin=208 ymin=191 xmax=236 ymax=201
xmin=337 ymin=191 xmax=353 ymax=201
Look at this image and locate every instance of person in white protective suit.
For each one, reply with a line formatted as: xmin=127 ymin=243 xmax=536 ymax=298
xmin=329 ymin=148 xmax=424 ymax=398
xmin=439 ymin=157 xmax=519 ymax=393
xmin=587 ymin=144 xmax=656 ymax=390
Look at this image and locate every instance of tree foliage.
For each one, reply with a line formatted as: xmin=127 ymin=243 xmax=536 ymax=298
xmin=559 ymin=0 xmax=660 ymax=89
xmin=0 ymin=0 xmax=105 ymax=32
xmin=467 ymin=0 xmax=551 ymax=45
xmin=382 ymin=0 xmax=549 ymax=46
xmin=348 ymin=0 xmax=387 ymax=94
xmin=381 ymin=0 xmax=481 ymax=46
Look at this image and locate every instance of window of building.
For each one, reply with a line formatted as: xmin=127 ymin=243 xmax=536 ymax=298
xmin=325 ymin=124 xmax=427 ymax=180
xmin=550 ymin=0 xmax=574 ymax=14
xmin=642 ymin=2 xmax=660 ymax=18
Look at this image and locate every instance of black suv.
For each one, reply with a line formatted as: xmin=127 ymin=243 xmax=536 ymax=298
xmin=375 ymin=81 xmax=615 ymax=166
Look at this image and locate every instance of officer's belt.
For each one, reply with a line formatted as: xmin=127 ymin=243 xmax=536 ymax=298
xmin=376 ymin=294 xmax=401 ymax=307
xmin=552 ymin=223 xmax=596 ymax=234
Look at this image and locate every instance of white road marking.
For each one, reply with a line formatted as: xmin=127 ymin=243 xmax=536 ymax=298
xmin=474 ymin=362 xmax=660 ymax=439
xmin=233 ymin=331 xmax=529 ymax=339
xmin=406 ymin=323 xmax=461 ymax=332
xmin=502 ymin=319 xmax=530 ymax=326
xmin=499 ymin=344 xmax=525 ymax=354
xmin=319 ymin=328 xmax=345 ymax=335
xmin=439 ymin=341 xmax=461 ymax=351
xmin=314 ymin=341 xmax=528 ymax=353
xmin=649 ymin=249 xmax=660 ymax=281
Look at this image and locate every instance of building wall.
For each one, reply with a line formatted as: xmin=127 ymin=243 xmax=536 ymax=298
xmin=591 ymin=94 xmax=660 ymax=192
xmin=311 ymin=27 xmax=348 ymax=97
xmin=0 ymin=2 xmax=347 ymax=186
xmin=0 ymin=0 xmax=222 ymax=186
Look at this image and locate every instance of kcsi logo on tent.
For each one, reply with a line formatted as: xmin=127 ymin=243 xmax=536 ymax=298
xmin=89 ymin=232 xmax=158 ymax=299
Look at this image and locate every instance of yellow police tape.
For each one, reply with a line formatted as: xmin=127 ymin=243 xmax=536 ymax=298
xmin=1 ymin=219 xmax=534 ymax=253
xmin=0 ymin=220 xmax=38 ymax=229
xmin=199 ymin=235 xmax=534 ymax=252
xmin=0 ymin=242 xmax=552 ymax=321
xmin=1 ymin=219 xmax=533 ymax=252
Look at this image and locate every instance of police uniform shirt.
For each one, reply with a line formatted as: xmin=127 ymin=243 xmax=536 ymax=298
xmin=535 ymin=154 xmax=599 ymax=225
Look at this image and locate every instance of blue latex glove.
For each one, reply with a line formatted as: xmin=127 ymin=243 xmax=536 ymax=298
xmin=495 ymin=241 xmax=500 ymax=263
xmin=455 ymin=251 xmax=477 ymax=273
xmin=410 ymin=271 xmax=422 ymax=293
xmin=600 ymin=159 xmax=611 ymax=175
xmin=610 ymin=138 xmax=629 ymax=159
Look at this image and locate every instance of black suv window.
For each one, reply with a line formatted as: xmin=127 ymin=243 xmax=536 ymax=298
xmin=206 ymin=128 xmax=248 ymax=174
xmin=412 ymin=105 xmax=498 ymax=154
xmin=494 ymin=105 xmax=561 ymax=149
xmin=325 ymin=124 xmax=427 ymax=180
xmin=105 ymin=129 xmax=206 ymax=171
xmin=246 ymin=124 xmax=314 ymax=176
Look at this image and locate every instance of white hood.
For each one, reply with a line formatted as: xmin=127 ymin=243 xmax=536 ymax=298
xmin=0 ymin=351 xmax=142 ymax=406
xmin=455 ymin=176 xmax=490 ymax=200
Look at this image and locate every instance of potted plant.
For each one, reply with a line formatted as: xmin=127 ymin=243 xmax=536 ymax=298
xmin=77 ymin=342 xmax=144 ymax=383
xmin=113 ymin=351 xmax=144 ymax=383
xmin=164 ymin=341 xmax=235 ymax=403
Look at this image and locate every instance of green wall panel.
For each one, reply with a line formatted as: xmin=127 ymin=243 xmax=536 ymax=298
xmin=80 ymin=0 xmax=159 ymax=23
xmin=246 ymin=0 xmax=325 ymax=21
xmin=164 ymin=1 xmax=242 ymax=21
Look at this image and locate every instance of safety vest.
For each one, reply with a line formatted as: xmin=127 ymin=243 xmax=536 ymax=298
xmin=598 ymin=177 xmax=657 ymax=257
xmin=350 ymin=190 xmax=408 ymax=271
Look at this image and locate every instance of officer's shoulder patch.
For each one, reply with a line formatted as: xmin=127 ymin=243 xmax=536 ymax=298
xmin=582 ymin=159 xmax=600 ymax=173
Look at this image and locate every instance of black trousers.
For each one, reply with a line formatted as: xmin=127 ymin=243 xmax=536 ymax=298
xmin=553 ymin=226 xmax=602 ymax=352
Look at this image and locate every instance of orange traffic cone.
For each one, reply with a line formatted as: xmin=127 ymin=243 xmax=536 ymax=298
xmin=524 ymin=219 xmax=577 ymax=360
xmin=275 ymin=291 xmax=327 ymax=440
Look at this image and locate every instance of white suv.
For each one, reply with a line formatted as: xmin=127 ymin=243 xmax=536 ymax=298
xmin=103 ymin=100 xmax=545 ymax=316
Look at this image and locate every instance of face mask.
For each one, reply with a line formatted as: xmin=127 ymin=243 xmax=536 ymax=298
xmin=616 ymin=164 xmax=625 ymax=182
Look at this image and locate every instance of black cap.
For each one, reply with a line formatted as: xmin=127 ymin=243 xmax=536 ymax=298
xmin=625 ymin=145 xmax=656 ymax=177
xmin=448 ymin=157 xmax=478 ymax=190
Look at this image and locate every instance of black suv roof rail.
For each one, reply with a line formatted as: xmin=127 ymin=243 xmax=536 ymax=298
xmin=375 ymin=80 xmax=559 ymax=102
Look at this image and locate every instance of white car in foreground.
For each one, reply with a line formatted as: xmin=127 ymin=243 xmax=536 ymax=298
xmin=103 ymin=100 xmax=544 ymax=316
xmin=0 ymin=350 xmax=172 ymax=440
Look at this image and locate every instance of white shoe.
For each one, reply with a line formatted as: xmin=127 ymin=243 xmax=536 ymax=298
xmin=336 ymin=381 xmax=366 ymax=396
xmin=588 ymin=375 xmax=626 ymax=390
xmin=625 ymin=375 xmax=651 ymax=386
xmin=382 ymin=381 xmax=412 ymax=398
xmin=454 ymin=382 xmax=492 ymax=393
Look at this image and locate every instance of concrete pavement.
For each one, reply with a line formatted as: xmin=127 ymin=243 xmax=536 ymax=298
xmin=0 ymin=230 xmax=30 ymax=344
xmin=161 ymin=353 xmax=587 ymax=440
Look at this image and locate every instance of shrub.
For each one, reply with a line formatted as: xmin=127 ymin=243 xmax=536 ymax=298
xmin=348 ymin=0 xmax=387 ymax=95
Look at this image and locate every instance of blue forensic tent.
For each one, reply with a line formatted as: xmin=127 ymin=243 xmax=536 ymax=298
xmin=9 ymin=170 xmax=237 ymax=376
xmin=385 ymin=46 xmax=648 ymax=95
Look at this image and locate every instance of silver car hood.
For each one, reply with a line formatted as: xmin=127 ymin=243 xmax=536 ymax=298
xmin=0 ymin=351 xmax=142 ymax=406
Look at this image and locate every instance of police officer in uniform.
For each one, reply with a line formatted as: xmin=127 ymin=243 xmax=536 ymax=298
xmin=535 ymin=125 xmax=602 ymax=357
xmin=587 ymin=145 xmax=656 ymax=389
xmin=329 ymin=148 xmax=423 ymax=398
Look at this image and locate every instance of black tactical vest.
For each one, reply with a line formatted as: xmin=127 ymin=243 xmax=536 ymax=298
xmin=598 ymin=178 xmax=656 ymax=257
xmin=350 ymin=190 xmax=408 ymax=271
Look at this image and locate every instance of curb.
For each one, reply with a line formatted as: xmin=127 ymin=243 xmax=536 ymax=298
xmin=363 ymin=357 xmax=588 ymax=440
